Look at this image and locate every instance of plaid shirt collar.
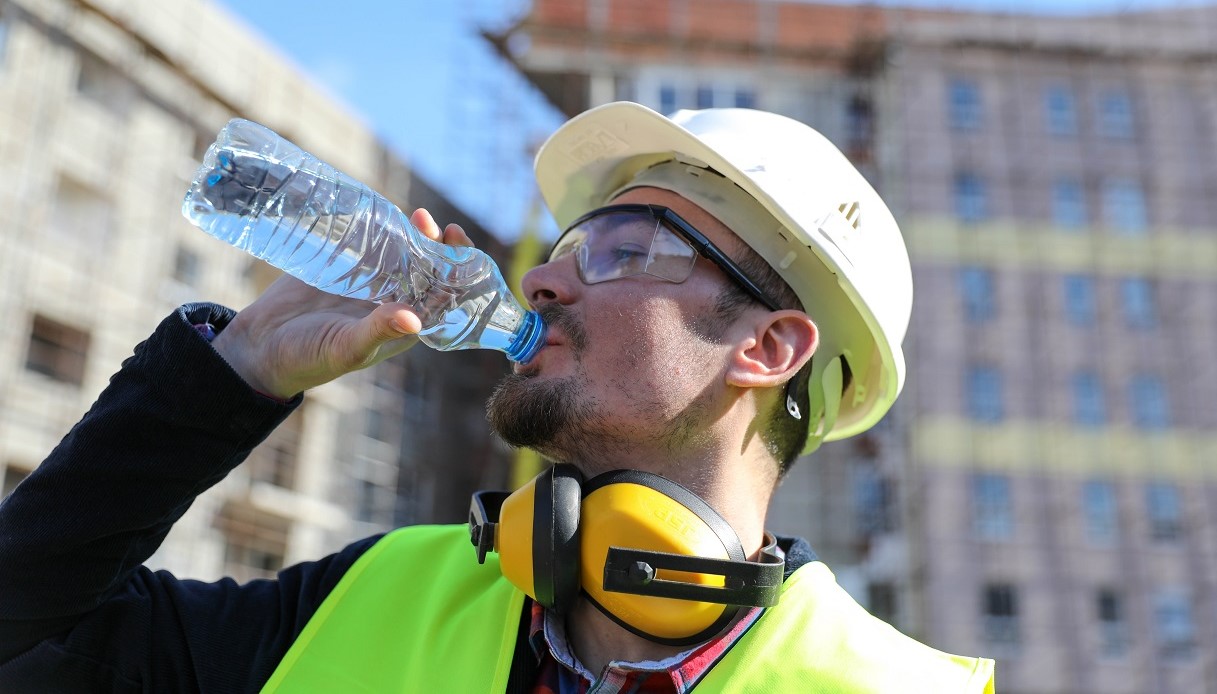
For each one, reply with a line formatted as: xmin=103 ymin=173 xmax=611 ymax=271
xmin=526 ymin=599 xmax=763 ymax=694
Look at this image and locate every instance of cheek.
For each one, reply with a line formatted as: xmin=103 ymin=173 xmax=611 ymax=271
xmin=606 ymin=298 xmax=718 ymax=383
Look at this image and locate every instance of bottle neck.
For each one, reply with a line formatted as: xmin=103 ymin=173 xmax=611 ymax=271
xmin=505 ymin=311 xmax=546 ymax=363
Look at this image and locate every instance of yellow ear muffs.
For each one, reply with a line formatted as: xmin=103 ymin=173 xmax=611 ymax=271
xmin=469 ymin=465 xmax=783 ymax=646
xmin=580 ymin=470 xmax=782 ymax=645
xmin=470 ymin=464 xmax=583 ymax=613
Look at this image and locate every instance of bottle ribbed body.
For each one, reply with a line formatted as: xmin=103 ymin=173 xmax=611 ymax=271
xmin=182 ymin=119 xmax=543 ymax=362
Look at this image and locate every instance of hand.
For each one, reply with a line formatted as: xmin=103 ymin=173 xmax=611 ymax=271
xmin=211 ymin=209 xmax=474 ymax=399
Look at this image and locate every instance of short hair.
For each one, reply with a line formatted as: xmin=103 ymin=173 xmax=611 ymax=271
xmin=706 ymin=244 xmax=809 ymax=477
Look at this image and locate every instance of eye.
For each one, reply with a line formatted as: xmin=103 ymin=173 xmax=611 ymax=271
xmin=611 ymin=242 xmax=649 ymax=262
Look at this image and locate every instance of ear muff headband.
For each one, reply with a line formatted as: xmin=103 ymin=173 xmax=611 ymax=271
xmin=469 ymin=465 xmax=784 ymax=646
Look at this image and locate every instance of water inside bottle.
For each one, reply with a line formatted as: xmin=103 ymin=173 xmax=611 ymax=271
xmin=184 ymin=149 xmax=406 ymax=302
xmin=184 ymin=143 xmax=543 ymax=358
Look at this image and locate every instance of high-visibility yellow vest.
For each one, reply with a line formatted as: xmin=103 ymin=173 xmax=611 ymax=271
xmin=262 ymin=525 xmax=995 ymax=693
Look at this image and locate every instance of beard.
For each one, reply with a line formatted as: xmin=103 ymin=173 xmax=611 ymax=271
xmin=486 ymin=302 xmax=599 ymax=457
xmin=486 ymin=372 xmax=596 ymax=455
xmin=485 ymin=300 xmax=717 ymax=469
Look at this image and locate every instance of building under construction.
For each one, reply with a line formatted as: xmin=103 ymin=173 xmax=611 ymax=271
xmin=492 ymin=2 xmax=1217 ymax=692
xmin=0 ymin=0 xmax=514 ymax=584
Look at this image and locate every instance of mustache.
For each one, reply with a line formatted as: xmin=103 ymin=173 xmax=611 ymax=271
xmin=537 ymin=303 xmax=588 ymax=355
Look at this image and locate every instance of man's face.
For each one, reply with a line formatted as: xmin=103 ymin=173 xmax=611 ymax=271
xmin=487 ymin=187 xmax=757 ymax=474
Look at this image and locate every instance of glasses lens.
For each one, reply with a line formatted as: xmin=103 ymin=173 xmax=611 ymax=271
xmin=550 ymin=207 xmax=699 ymax=286
xmin=550 ymin=227 xmax=585 ymax=262
xmin=551 ymin=205 xmax=781 ymax=311
xmin=576 ymin=210 xmax=661 ymax=283
xmin=645 ymin=224 xmax=697 ymax=283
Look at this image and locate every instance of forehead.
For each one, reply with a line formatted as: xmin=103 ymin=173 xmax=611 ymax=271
xmin=608 ymin=186 xmax=745 ymax=256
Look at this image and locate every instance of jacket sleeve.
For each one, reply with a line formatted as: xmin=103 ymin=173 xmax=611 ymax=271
xmin=0 ymin=303 xmax=378 ymax=693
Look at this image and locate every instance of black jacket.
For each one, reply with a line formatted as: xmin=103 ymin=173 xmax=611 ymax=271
xmin=0 ymin=304 xmax=816 ymax=693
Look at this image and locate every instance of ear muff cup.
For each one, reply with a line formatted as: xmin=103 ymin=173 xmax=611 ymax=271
xmin=579 ymin=470 xmax=745 ymax=644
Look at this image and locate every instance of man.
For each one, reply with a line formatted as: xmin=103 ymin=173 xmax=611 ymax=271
xmin=0 ymin=102 xmax=995 ymax=692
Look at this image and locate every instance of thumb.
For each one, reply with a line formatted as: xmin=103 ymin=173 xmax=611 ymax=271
xmin=348 ymin=304 xmax=423 ymax=366
xmin=376 ymin=303 xmax=423 ymax=338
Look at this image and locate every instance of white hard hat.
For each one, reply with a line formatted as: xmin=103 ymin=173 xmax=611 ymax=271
xmin=534 ymin=101 xmax=912 ymax=451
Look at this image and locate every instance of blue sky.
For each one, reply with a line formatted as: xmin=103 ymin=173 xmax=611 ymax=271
xmin=213 ymin=0 xmax=1204 ymax=241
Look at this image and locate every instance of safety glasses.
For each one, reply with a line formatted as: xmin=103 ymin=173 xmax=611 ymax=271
xmin=548 ymin=204 xmax=782 ymax=311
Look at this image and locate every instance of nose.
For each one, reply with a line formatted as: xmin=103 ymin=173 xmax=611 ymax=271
xmin=521 ymin=252 xmax=581 ymax=308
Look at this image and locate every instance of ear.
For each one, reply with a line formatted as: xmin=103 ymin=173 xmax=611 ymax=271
xmin=724 ymin=310 xmax=818 ymax=389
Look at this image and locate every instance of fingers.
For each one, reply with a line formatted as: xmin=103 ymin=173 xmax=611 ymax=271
xmin=411 ymin=207 xmax=475 ymax=249
xmin=444 ymin=223 xmax=474 ymax=247
xmin=411 ymin=208 xmax=442 ymax=241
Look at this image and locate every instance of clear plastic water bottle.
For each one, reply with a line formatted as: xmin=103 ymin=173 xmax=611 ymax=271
xmin=181 ymin=119 xmax=545 ymax=363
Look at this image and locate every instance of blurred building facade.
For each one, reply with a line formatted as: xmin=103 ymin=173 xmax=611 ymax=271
xmin=495 ymin=1 xmax=1217 ymax=692
xmin=0 ymin=0 xmax=512 ymax=584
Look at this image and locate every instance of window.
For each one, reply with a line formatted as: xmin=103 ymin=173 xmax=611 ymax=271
xmin=172 ymin=246 xmax=202 ymax=286
xmin=846 ymin=94 xmax=873 ymax=152
xmin=0 ymin=13 xmax=10 ymax=67
xmin=949 ymin=78 xmax=982 ymax=131
xmin=855 ymin=466 xmax=898 ymax=535
xmin=982 ymin=584 xmax=1020 ymax=646
xmin=1154 ymin=590 xmax=1195 ymax=659
xmin=867 ymin=582 xmax=898 ymax=624
xmin=1119 ymin=278 xmax=1156 ymax=329
xmin=1102 ymin=178 xmax=1148 ymax=233
xmin=1044 ymin=86 xmax=1078 ymax=136
xmin=1129 ymin=375 xmax=1170 ymax=430
xmin=659 ymin=84 xmax=677 ymax=115
xmin=614 ymin=78 xmax=636 ymax=104
xmin=1098 ymin=89 xmax=1135 ymax=139
xmin=364 ymin=407 xmax=397 ymax=443
xmin=656 ymin=83 xmax=754 ymax=113
xmin=972 ymin=473 xmax=1013 ymax=540
xmin=2 ymin=464 xmax=29 ymax=500
xmin=355 ymin=476 xmax=388 ymax=524
xmin=1146 ymin=482 xmax=1183 ymax=541
xmin=1062 ymin=275 xmax=1097 ymax=326
xmin=1097 ymin=589 xmax=1129 ymax=658
xmin=959 ymin=267 xmax=995 ymax=322
xmin=216 ymin=506 xmax=289 ymax=583
xmin=1082 ymin=480 xmax=1119 ymax=545
xmin=402 ymin=364 xmax=433 ymax=424
xmin=49 ymin=175 xmax=115 ymax=249
xmin=954 ymin=173 xmax=988 ymax=223
xmin=1072 ymin=371 xmax=1106 ymax=426
xmin=967 ymin=365 xmax=1003 ymax=423
xmin=1052 ymin=177 xmax=1088 ymax=229
xmin=25 ymin=314 xmax=90 ymax=386
xmin=248 ymin=405 xmax=304 ymax=489
xmin=76 ymin=51 xmax=134 ymax=117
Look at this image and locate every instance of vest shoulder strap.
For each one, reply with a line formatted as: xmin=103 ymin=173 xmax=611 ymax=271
xmin=695 ymin=562 xmax=995 ymax=693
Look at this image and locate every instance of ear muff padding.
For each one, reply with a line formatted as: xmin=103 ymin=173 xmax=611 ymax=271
xmin=531 ymin=464 xmax=583 ymax=613
xmin=578 ymin=469 xmax=746 ymax=645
